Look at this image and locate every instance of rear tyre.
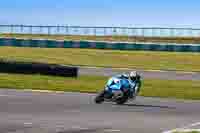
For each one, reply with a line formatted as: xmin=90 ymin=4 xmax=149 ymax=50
xmin=115 ymin=92 xmax=129 ymax=105
xmin=94 ymin=90 xmax=105 ymax=104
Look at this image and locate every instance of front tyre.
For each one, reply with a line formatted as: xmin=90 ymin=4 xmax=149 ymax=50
xmin=94 ymin=90 xmax=105 ymax=104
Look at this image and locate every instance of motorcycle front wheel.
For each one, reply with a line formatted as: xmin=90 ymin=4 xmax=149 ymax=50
xmin=94 ymin=90 xmax=106 ymax=104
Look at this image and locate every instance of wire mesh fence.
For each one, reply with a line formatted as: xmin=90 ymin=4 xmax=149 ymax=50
xmin=0 ymin=25 xmax=200 ymax=37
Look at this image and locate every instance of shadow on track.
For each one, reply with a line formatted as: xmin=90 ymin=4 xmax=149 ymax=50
xmin=115 ymin=103 xmax=176 ymax=109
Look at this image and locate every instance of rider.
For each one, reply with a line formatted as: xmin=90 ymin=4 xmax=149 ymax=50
xmin=115 ymin=71 xmax=142 ymax=98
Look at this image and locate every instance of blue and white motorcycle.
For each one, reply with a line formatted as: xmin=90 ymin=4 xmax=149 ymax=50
xmin=94 ymin=76 xmax=138 ymax=105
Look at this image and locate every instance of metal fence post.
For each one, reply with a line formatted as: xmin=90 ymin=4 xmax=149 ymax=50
xmin=20 ymin=25 xmax=23 ymax=33
xmin=104 ymin=27 xmax=106 ymax=36
xmin=11 ymin=25 xmax=14 ymax=33
xmin=39 ymin=26 xmax=42 ymax=33
xmin=65 ymin=26 xmax=69 ymax=35
xmin=48 ymin=26 xmax=51 ymax=35
xmin=94 ymin=28 xmax=96 ymax=36
xmin=30 ymin=25 xmax=32 ymax=34
xmin=57 ymin=25 xmax=60 ymax=34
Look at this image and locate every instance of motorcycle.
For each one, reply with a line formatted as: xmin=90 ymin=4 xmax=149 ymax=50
xmin=94 ymin=77 xmax=136 ymax=105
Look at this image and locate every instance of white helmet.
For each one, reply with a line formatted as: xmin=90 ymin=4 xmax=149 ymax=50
xmin=129 ymin=71 xmax=137 ymax=81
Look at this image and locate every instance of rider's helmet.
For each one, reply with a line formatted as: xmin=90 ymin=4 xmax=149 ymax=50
xmin=129 ymin=71 xmax=138 ymax=81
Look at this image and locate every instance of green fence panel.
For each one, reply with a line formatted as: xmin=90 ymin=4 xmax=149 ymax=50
xmin=71 ymin=41 xmax=80 ymax=48
xmin=56 ymin=41 xmax=64 ymax=48
xmin=79 ymin=41 xmax=90 ymax=48
xmin=45 ymin=40 xmax=57 ymax=48
xmin=138 ymin=44 xmax=151 ymax=51
xmin=11 ymin=39 xmax=20 ymax=47
xmin=111 ymin=43 xmax=126 ymax=50
xmin=15 ymin=39 xmax=25 ymax=47
xmin=36 ymin=40 xmax=48 ymax=47
xmin=29 ymin=40 xmax=39 ymax=47
xmin=3 ymin=38 xmax=14 ymax=46
xmin=64 ymin=41 xmax=73 ymax=48
xmin=147 ymin=44 xmax=159 ymax=51
xmin=95 ymin=42 xmax=107 ymax=49
xmin=164 ymin=44 xmax=174 ymax=51
xmin=197 ymin=46 xmax=200 ymax=52
xmin=104 ymin=43 xmax=115 ymax=49
xmin=88 ymin=42 xmax=97 ymax=49
xmin=1 ymin=38 xmax=200 ymax=52
xmin=134 ymin=44 xmax=147 ymax=50
xmin=190 ymin=45 xmax=200 ymax=52
xmin=123 ymin=43 xmax=134 ymax=50
xmin=156 ymin=44 xmax=167 ymax=51
xmin=178 ymin=45 xmax=189 ymax=52
xmin=20 ymin=39 xmax=29 ymax=47
xmin=0 ymin=38 xmax=4 ymax=46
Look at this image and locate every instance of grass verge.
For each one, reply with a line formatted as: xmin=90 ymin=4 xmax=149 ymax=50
xmin=174 ymin=131 xmax=200 ymax=133
xmin=0 ymin=47 xmax=200 ymax=72
xmin=1 ymin=73 xmax=200 ymax=100
xmin=1 ymin=33 xmax=200 ymax=44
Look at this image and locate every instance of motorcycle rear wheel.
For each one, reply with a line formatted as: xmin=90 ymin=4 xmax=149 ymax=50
xmin=115 ymin=93 xmax=129 ymax=105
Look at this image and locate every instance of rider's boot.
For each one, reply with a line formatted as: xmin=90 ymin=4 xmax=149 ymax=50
xmin=129 ymin=89 xmax=137 ymax=100
xmin=129 ymin=90 xmax=134 ymax=98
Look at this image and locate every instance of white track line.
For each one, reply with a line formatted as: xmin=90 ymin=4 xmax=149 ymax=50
xmin=24 ymin=122 xmax=33 ymax=126
xmin=0 ymin=94 xmax=10 ymax=97
xmin=24 ymin=122 xmax=32 ymax=125
xmin=71 ymin=126 xmax=89 ymax=130
xmin=0 ymin=94 xmax=29 ymax=98
xmin=163 ymin=122 xmax=200 ymax=133
xmin=104 ymin=129 xmax=121 ymax=132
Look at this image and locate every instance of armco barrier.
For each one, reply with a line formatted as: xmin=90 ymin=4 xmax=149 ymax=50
xmin=0 ymin=60 xmax=78 ymax=77
xmin=0 ymin=38 xmax=200 ymax=52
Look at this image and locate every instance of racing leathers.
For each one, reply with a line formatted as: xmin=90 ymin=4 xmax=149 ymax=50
xmin=115 ymin=74 xmax=142 ymax=98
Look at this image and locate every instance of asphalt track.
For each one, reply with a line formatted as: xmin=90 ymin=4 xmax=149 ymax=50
xmin=79 ymin=67 xmax=200 ymax=80
xmin=1 ymin=89 xmax=200 ymax=133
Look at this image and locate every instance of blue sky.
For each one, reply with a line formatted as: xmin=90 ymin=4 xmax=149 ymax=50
xmin=0 ymin=0 xmax=200 ymax=28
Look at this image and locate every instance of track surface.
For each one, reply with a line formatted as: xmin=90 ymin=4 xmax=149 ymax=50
xmin=79 ymin=67 xmax=200 ymax=80
xmin=1 ymin=89 xmax=200 ymax=133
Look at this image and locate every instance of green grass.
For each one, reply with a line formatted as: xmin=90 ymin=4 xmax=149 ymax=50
xmin=1 ymin=73 xmax=200 ymax=100
xmin=174 ymin=131 xmax=200 ymax=133
xmin=0 ymin=73 xmax=105 ymax=93
xmin=1 ymin=33 xmax=200 ymax=44
xmin=0 ymin=47 xmax=200 ymax=72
